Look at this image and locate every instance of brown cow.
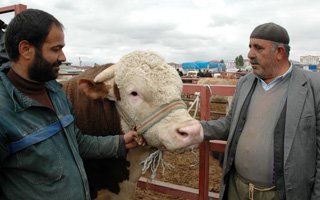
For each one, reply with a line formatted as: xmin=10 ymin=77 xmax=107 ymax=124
xmin=63 ymin=51 xmax=203 ymax=200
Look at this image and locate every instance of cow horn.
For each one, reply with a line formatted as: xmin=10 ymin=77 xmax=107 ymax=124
xmin=94 ymin=64 xmax=117 ymax=83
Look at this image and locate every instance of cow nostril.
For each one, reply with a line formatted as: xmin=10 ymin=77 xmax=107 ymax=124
xmin=177 ymin=129 xmax=189 ymax=138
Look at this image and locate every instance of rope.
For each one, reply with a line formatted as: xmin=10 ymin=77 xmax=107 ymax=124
xmin=249 ymin=182 xmax=276 ymax=200
xmin=116 ymin=99 xmax=186 ymax=135
xmin=116 ymin=104 xmax=136 ymax=130
xmin=136 ymin=100 xmax=187 ymax=135
xmin=140 ymin=148 xmax=176 ymax=180
xmin=204 ymin=84 xmax=213 ymax=96
xmin=187 ymin=92 xmax=200 ymax=118
xmin=189 ymin=147 xmax=199 ymax=167
xmin=140 ymin=149 xmax=163 ymax=179
xmin=161 ymin=159 xmax=175 ymax=176
xmin=187 ymin=84 xmax=214 ymax=118
xmin=114 ymin=99 xmax=184 ymax=180
xmin=139 ymin=86 xmax=213 ymax=179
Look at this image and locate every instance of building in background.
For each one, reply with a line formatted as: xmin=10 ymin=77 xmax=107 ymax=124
xmin=58 ymin=62 xmax=92 ymax=82
xmin=300 ymin=55 xmax=320 ymax=65
xmin=300 ymin=55 xmax=320 ymax=72
xmin=225 ymin=59 xmax=251 ymax=72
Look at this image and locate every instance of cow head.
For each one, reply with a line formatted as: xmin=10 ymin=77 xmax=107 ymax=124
xmin=79 ymin=51 xmax=203 ymax=151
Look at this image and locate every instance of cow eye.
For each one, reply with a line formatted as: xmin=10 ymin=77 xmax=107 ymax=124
xmin=130 ymin=91 xmax=138 ymax=96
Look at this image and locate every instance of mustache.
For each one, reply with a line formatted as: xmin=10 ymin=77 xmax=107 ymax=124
xmin=53 ymin=60 xmax=62 ymax=67
xmin=250 ymin=59 xmax=259 ymax=65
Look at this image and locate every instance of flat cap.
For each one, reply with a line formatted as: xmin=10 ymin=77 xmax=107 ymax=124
xmin=250 ymin=22 xmax=289 ymax=44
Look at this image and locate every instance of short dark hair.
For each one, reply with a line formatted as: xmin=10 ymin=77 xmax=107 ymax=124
xmin=4 ymin=9 xmax=64 ymax=61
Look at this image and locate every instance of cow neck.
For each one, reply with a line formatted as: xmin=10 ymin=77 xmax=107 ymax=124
xmin=116 ymin=99 xmax=187 ymax=135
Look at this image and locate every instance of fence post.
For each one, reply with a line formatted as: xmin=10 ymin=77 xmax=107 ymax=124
xmin=198 ymin=85 xmax=211 ymax=200
xmin=0 ymin=4 xmax=27 ymax=15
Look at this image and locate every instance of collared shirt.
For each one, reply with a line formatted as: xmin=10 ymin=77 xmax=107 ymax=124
xmin=258 ymin=63 xmax=293 ymax=91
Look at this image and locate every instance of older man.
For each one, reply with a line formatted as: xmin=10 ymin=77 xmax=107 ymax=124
xmin=201 ymin=22 xmax=320 ymax=200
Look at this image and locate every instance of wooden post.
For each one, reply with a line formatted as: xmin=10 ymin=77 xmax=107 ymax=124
xmin=0 ymin=4 xmax=27 ymax=15
xmin=198 ymin=85 xmax=211 ymax=200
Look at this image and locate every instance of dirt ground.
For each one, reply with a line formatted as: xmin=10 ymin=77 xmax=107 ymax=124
xmin=134 ymin=149 xmax=222 ymax=200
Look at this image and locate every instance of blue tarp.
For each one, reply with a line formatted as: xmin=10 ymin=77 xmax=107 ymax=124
xmin=182 ymin=62 xmax=225 ymax=70
xmin=309 ymin=65 xmax=317 ymax=71
xmin=182 ymin=62 xmax=209 ymax=69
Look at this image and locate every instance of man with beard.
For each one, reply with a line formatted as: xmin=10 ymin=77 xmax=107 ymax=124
xmin=0 ymin=9 xmax=143 ymax=200
xmin=200 ymin=22 xmax=320 ymax=200
xmin=0 ymin=19 xmax=9 ymax=66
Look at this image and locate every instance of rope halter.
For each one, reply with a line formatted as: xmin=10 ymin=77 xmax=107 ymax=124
xmin=116 ymin=99 xmax=187 ymax=136
xmin=116 ymin=99 xmax=187 ymax=179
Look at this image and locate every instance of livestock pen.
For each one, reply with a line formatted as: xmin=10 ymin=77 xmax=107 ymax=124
xmin=137 ymin=83 xmax=236 ymax=200
xmin=1 ymin=5 xmax=236 ymax=199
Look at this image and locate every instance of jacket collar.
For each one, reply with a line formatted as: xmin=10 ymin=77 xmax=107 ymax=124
xmin=0 ymin=65 xmax=61 ymax=112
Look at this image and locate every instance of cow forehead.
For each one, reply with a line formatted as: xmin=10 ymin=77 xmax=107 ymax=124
xmin=114 ymin=51 xmax=182 ymax=92
xmin=118 ymin=51 xmax=166 ymax=68
xmin=115 ymin=51 xmax=175 ymax=75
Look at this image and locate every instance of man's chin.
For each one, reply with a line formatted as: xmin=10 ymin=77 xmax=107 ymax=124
xmin=54 ymin=66 xmax=60 ymax=72
xmin=252 ymin=69 xmax=261 ymax=77
xmin=53 ymin=68 xmax=60 ymax=78
xmin=251 ymin=64 xmax=259 ymax=69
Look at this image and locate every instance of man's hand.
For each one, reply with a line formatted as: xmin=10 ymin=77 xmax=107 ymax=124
xmin=123 ymin=130 xmax=146 ymax=149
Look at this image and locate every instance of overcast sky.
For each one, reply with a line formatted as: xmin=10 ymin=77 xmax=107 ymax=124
xmin=1 ymin=0 xmax=320 ymax=66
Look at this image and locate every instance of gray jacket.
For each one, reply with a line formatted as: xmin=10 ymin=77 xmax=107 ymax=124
xmin=202 ymin=66 xmax=320 ymax=200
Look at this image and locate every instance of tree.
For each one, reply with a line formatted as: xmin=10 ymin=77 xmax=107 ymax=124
xmin=235 ymin=55 xmax=244 ymax=69
xmin=219 ymin=59 xmax=226 ymax=72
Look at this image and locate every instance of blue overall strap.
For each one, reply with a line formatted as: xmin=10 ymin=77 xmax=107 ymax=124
xmin=8 ymin=114 xmax=74 ymax=154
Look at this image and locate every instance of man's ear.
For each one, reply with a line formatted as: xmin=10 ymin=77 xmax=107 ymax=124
xmin=276 ymin=46 xmax=286 ymax=61
xmin=18 ymin=40 xmax=34 ymax=60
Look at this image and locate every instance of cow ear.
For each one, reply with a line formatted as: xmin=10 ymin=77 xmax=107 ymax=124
xmin=78 ymin=78 xmax=111 ymax=100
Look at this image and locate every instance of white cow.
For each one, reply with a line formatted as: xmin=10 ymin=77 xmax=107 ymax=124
xmin=64 ymin=50 xmax=204 ymax=200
